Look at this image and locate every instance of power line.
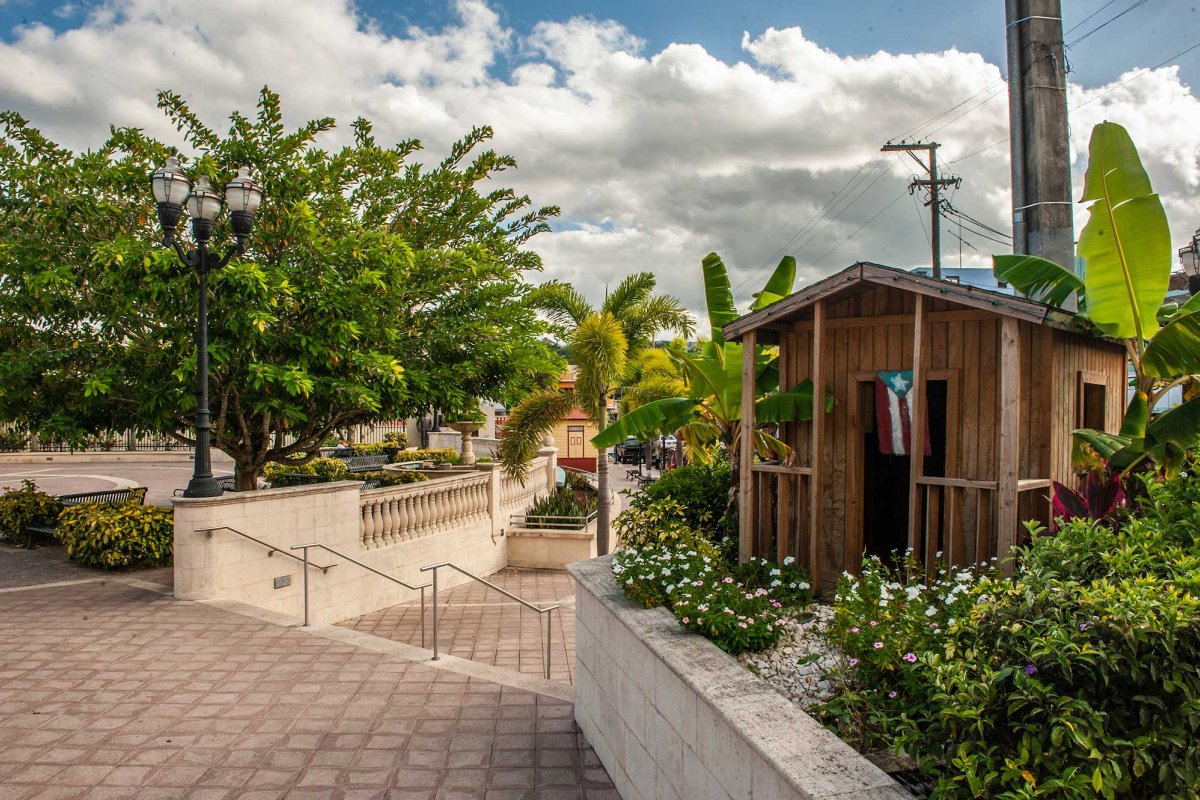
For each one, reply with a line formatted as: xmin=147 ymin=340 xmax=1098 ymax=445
xmin=811 ymin=188 xmax=911 ymax=268
xmin=1063 ymin=0 xmax=1123 ymax=36
xmin=1066 ymin=0 xmax=1152 ymax=49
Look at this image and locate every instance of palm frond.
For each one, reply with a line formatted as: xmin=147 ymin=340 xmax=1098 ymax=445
xmin=571 ymin=312 xmax=627 ymax=421
xmin=499 ymin=387 xmax=579 ymax=480
xmin=601 ymin=272 xmax=656 ymax=319
xmin=621 ymin=295 xmax=696 ymax=352
xmin=531 ymin=280 xmax=593 ymax=338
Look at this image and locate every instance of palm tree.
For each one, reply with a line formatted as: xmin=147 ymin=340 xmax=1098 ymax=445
xmin=593 ymin=253 xmax=823 ymax=468
xmin=499 ymin=273 xmax=693 ymax=554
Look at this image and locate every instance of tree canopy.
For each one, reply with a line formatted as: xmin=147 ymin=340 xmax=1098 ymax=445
xmin=0 ymin=88 xmax=563 ymax=485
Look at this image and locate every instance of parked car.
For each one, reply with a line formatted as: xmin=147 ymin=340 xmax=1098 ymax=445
xmin=615 ymin=436 xmax=645 ymax=464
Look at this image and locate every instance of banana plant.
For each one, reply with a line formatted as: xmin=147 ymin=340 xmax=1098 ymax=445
xmin=593 ymin=252 xmax=827 ymax=465
xmin=992 ymin=122 xmax=1200 ymax=475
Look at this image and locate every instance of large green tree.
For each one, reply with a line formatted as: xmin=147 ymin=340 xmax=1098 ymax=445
xmin=0 ymin=88 xmax=562 ymax=488
xmin=498 ymin=273 xmax=693 ymax=554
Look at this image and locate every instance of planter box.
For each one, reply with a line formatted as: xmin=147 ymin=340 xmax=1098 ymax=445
xmin=568 ymin=555 xmax=911 ymax=800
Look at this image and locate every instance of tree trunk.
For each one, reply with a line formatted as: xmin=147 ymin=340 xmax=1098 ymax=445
xmin=596 ymin=444 xmax=611 ymax=555
xmin=235 ymin=455 xmax=260 ymax=491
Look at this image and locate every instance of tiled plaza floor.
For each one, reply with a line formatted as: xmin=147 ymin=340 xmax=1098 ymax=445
xmin=0 ymin=571 xmax=618 ymax=799
xmin=338 ymin=571 xmax=578 ymax=686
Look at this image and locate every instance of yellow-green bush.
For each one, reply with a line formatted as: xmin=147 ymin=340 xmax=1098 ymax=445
xmin=0 ymin=479 xmax=62 ymax=546
xmin=357 ymin=470 xmax=428 ymax=487
xmin=261 ymin=457 xmax=349 ymax=487
xmin=56 ymin=503 xmax=173 ymax=569
xmin=393 ymin=448 xmax=458 ymax=464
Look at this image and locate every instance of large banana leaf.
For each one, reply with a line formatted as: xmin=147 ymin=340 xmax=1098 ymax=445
xmin=755 ymin=379 xmax=835 ymax=423
xmin=1072 ymin=429 xmax=1132 ymax=461
xmin=1146 ymin=397 xmax=1200 ymax=451
xmin=992 ymin=254 xmax=1083 ymax=308
xmin=1077 ymin=122 xmax=1171 ymax=340
xmin=591 ymin=396 xmax=698 ymax=448
xmin=1142 ymin=311 xmax=1200 ymax=379
xmin=701 ymin=252 xmax=738 ymax=345
xmin=750 ymin=256 xmax=797 ymax=311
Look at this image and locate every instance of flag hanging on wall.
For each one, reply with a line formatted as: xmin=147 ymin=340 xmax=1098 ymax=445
xmin=874 ymin=370 xmax=931 ymax=456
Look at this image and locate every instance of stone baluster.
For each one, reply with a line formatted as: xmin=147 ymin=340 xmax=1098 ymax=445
xmin=360 ymin=503 xmax=370 ymax=547
xmin=396 ymin=493 xmax=410 ymax=541
xmin=370 ymin=500 xmax=384 ymax=549
xmin=413 ymin=489 xmax=428 ymax=538
xmin=382 ymin=498 xmax=396 ymax=546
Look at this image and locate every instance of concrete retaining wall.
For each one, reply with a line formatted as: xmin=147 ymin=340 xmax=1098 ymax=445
xmin=569 ymin=555 xmax=911 ymax=800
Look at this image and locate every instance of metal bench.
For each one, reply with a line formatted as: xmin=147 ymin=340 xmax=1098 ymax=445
xmin=22 ymin=487 xmax=147 ymax=546
xmin=332 ymin=454 xmax=391 ymax=473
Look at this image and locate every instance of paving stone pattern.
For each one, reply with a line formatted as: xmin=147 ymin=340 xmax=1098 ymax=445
xmin=339 ymin=571 xmax=577 ymax=685
xmin=0 ymin=579 xmax=618 ymax=799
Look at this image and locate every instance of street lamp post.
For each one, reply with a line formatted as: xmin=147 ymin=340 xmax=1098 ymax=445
xmin=1180 ymin=227 xmax=1200 ymax=297
xmin=150 ymin=157 xmax=263 ymax=498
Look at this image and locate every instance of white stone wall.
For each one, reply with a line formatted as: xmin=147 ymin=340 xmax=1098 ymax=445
xmin=173 ymin=446 xmax=562 ymax=626
xmin=569 ymin=555 xmax=912 ymax=800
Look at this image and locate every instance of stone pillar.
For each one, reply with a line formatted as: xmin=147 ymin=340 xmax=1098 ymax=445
xmin=539 ymin=435 xmax=559 ymax=496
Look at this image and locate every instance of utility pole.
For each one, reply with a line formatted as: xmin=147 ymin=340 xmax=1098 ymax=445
xmin=881 ymin=141 xmax=960 ymax=279
xmin=1005 ymin=0 xmax=1073 ymax=272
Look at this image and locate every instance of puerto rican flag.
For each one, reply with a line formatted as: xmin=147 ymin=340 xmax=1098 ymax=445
xmin=874 ymin=370 xmax=931 ymax=456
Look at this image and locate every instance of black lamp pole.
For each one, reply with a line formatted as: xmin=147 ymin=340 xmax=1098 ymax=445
xmin=151 ymin=160 xmax=262 ymax=498
xmin=1181 ymin=228 xmax=1200 ymax=297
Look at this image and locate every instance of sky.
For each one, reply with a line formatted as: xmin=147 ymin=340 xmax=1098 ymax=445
xmin=0 ymin=0 xmax=1198 ymax=316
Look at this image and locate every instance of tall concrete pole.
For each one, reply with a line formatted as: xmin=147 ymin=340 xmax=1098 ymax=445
xmin=1005 ymin=0 xmax=1074 ymax=271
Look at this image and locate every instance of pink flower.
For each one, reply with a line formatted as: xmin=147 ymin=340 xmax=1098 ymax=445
xmin=868 ymin=620 xmax=878 ymax=627
xmin=738 ymin=622 xmax=748 ymax=629
xmin=850 ymin=627 xmax=860 ymax=633
xmin=682 ymin=617 xmax=690 ymax=624
xmin=849 ymin=658 xmax=859 ymax=667
xmin=723 ymin=577 xmax=734 ymax=584
xmin=873 ymin=642 xmax=884 ymax=649
xmin=888 ymin=691 xmax=898 ymax=699
xmin=903 ymin=653 xmax=917 ymax=663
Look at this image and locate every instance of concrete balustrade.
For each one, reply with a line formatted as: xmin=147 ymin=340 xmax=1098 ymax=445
xmin=173 ymin=448 xmax=562 ymax=625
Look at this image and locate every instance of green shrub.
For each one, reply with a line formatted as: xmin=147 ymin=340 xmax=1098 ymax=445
xmin=816 ymin=552 xmax=995 ymax=753
xmin=0 ymin=480 xmax=62 ymax=547
xmin=382 ymin=431 xmax=408 ymax=449
xmin=734 ymin=555 xmax=814 ymax=609
xmin=475 ymin=456 xmax=495 ymax=464
xmin=0 ymin=429 xmax=28 ymax=452
xmin=612 ymin=544 xmax=797 ymax=654
xmin=393 ymin=448 xmax=458 ymax=464
xmin=356 ymin=469 xmax=427 ymax=487
xmin=614 ymin=497 xmax=719 ymax=556
xmin=261 ymin=457 xmax=348 ymax=487
xmin=819 ymin=466 xmax=1200 ymax=798
xmin=525 ymin=488 xmax=597 ymax=528
xmin=634 ymin=462 xmax=734 ymax=540
xmin=56 ymin=503 xmax=173 ymax=569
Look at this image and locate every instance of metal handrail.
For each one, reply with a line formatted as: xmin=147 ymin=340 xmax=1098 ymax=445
xmin=197 ymin=526 xmax=336 ymax=572
xmin=291 ymin=543 xmax=429 ymax=646
xmin=419 ymin=561 xmax=560 ymax=680
xmin=508 ymin=511 xmax=597 ymax=531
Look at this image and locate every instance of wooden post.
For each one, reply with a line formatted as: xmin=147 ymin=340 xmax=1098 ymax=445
xmin=907 ymin=296 xmax=927 ymax=555
xmin=809 ymin=301 xmax=825 ymax=588
xmin=738 ymin=329 xmax=757 ymax=564
xmin=997 ymin=317 xmax=1021 ymax=572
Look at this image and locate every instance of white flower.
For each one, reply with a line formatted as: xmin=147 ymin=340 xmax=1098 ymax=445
xmin=783 ymin=556 xmax=795 ymax=566
xmin=925 ymin=605 xmax=937 ymax=617
xmin=769 ymin=568 xmax=781 ymax=577
xmin=770 ymin=579 xmax=782 ymax=587
xmin=878 ymin=598 xmax=888 ymax=607
xmin=905 ymin=586 xmax=921 ymax=601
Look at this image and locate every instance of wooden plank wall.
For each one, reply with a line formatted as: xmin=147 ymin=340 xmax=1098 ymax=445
xmin=1048 ymin=331 xmax=1129 ymax=487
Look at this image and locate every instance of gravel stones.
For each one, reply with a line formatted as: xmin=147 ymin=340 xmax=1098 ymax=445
xmin=738 ymin=603 xmax=840 ymax=710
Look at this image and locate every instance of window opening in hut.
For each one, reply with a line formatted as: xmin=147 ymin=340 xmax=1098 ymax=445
xmin=861 ymin=379 xmax=947 ymax=558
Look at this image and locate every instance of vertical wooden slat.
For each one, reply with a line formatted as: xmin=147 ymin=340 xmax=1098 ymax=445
xmin=924 ymin=485 xmax=940 ymax=578
xmin=907 ymin=295 xmax=927 ymax=553
xmin=946 ymin=486 xmax=961 ymax=566
xmin=810 ymin=301 xmax=826 ymax=588
xmin=738 ymin=329 xmax=757 ymax=564
xmin=776 ymin=473 xmax=792 ymax=564
xmin=998 ymin=317 xmax=1021 ymax=572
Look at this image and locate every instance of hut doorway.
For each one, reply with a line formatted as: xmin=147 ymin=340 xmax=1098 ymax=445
xmin=858 ymin=379 xmax=948 ymax=558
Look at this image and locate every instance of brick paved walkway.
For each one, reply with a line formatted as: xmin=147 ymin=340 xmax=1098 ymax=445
xmin=339 ymin=571 xmax=577 ymax=685
xmin=0 ymin=570 xmax=618 ymax=799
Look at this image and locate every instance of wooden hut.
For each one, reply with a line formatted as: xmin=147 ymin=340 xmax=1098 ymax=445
xmin=722 ymin=262 xmax=1127 ymax=591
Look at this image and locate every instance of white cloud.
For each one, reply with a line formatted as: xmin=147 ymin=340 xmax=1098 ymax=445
xmin=1 ymin=0 xmax=1197 ymax=315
